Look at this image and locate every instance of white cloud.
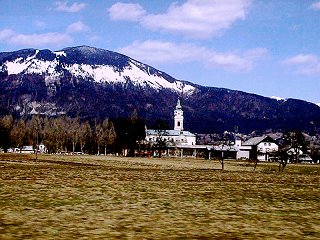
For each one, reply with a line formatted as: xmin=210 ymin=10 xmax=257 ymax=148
xmin=54 ymin=1 xmax=87 ymax=13
xmin=0 ymin=29 xmax=15 ymax=41
xmin=119 ymin=40 xmax=266 ymax=71
xmin=0 ymin=29 xmax=72 ymax=47
xmin=311 ymin=1 xmax=320 ymax=9
xmin=108 ymin=0 xmax=252 ymax=39
xmin=108 ymin=2 xmax=146 ymax=21
xmin=67 ymin=21 xmax=90 ymax=33
xmin=282 ymin=54 xmax=320 ymax=75
xmin=120 ymin=40 xmax=203 ymax=63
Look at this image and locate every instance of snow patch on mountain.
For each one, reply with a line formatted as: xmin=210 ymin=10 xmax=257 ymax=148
xmin=14 ymin=100 xmax=66 ymax=117
xmin=53 ymin=51 xmax=66 ymax=57
xmin=66 ymin=61 xmax=195 ymax=94
xmin=5 ymin=53 xmax=59 ymax=75
xmin=6 ymin=58 xmax=29 ymax=75
xmin=271 ymin=96 xmax=286 ymax=101
xmin=26 ymin=50 xmax=39 ymax=61
xmin=2 ymin=48 xmax=196 ymax=95
xmin=316 ymin=102 xmax=320 ymax=107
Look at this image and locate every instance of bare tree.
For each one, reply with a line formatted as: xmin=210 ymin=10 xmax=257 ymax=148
xmin=102 ymin=119 xmax=110 ymax=155
xmin=67 ymin=117 xmax=80 ymax=153
xmin=79 ymin=121 xmax=92 ymax=153
xmin=54 ymin=118 xmax=68 ymax=153
xmin=218 ymin=132 xmax=234 ymax=171
xmin=153 ymin=119 xmax=170 ymax=158
xmin=94 ymin=119 xmax=117 ymax=155
xmin=275 ymin=150 xmax=289 ymax=172
xmin=28 ymin=115 xmax=42 ymax=159
xmin=154 ymin=129 xmax=169 ymax=158
xmin=10 ymin=119 xmax=27 ymax=151
xmin=43 ymin=117 xmax=57 ymax=153
xmin=99 ymin=119 xmax=117 ymax=155
xmin=95 ymin=122 xmax=104 ymax=155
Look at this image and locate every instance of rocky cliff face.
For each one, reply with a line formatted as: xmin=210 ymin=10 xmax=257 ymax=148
xmin=1 ymin=46 xmax=320 ymax=133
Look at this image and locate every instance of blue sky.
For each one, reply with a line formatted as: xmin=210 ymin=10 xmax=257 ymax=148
xmin=0 ymin=0 xmax=320 ymax=104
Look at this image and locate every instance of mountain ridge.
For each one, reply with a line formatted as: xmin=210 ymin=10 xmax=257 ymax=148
xmin=0 ymin=46 xmax=319 ymax=134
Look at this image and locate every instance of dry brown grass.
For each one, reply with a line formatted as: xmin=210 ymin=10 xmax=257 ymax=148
xmin=1 ymin=154 xmax=319 ymax=239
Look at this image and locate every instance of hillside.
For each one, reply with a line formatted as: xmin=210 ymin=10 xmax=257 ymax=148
xmin=0 ymin=46 xmax=320 ymax=133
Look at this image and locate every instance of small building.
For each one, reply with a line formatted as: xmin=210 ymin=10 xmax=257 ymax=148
xmin=299 ymin=154 xmax=313 ymax=164
xmin=287 ymin=147 xmax=313 ymax=164
xmin=38 ymin=143 xmax=47 ymax=153
xmin=162 ymin=144 xmax=237 ymax=159
xmin=7 ymin=148 xmax=20 ymax=153
xmin=21 ymin=146 xmax=34 ymax=154
xmin=241 ymin=136 xmax=279 ymax=161
xmin=234 ymin=138 xmax=251 ymax=159
xmin=209 ymin=144 xmax=238 ymax=160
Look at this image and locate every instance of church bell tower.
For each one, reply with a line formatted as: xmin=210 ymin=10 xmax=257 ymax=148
xmin=174 ymin=99 xmax=184 ymax=131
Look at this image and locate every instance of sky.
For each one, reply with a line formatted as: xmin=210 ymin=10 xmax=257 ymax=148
xmin=0 ymin=0 xmax=320 ymax=105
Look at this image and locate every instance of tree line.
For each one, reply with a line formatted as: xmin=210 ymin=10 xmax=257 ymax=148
xmin=0 ymin=112 xmax=146 ymax=155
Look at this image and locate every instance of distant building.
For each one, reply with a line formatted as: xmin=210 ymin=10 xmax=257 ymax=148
xmin=21 ymin=146 xmax=34 ymax=154
xmin=287 ymin=147 xmax=313 ymax=164
xmin=38 ymin=143 xmax=47 ymax=153
xmin=146 ymin=99 xmax=196 ymax=146
xmin=240 ymin=136 xmax=279 ymax=161
xmin=234 ymin=138 xmax=251 ymax=159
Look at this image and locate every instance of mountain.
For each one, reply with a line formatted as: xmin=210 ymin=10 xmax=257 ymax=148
xmin=0 ymin=46 xmax=320 ymax=134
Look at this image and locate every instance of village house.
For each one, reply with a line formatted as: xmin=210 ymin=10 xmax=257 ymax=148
xmin=239 ymin=136 xmax=279 ymax=161
xmin=287 ymin=147 xmax=313 ymax=164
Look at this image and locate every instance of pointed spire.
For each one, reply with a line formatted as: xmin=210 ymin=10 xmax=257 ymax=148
xmin=176 ymin=98 xmax=181 ymax=109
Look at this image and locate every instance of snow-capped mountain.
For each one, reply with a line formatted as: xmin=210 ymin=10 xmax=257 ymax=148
xmin=1 ymin=46 xmax=195 ymax=95
xmin=1 ymin=46 xmax=320 ymax=133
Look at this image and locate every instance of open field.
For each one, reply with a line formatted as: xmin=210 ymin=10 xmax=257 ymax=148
xmin=1 ymin=154 xmax=319 ymax=239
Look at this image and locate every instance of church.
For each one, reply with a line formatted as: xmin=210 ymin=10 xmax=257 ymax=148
xmin=145 ymin=99 xmax=196 ymax=146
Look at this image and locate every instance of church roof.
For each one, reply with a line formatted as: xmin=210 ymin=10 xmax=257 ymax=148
xmin=146 ymin=129 xmax=196 ymax=137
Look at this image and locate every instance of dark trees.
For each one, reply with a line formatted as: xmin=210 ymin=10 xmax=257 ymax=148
xmin=0 ymin=115 xmax=13 ymax=152
xmin=114 ymin=111 xmax=146 ymax=157
xmin=153 ymin=119 xmax=170 ymax=158
xmin=79 ymin=121 xmax=92 ymax=153
xmin=282 ymin=131 xmax=309 ymax=163
xmin=274 ymin=150 xmax=289 ymax=172
xmin=10 ymin=119 xmax=27 ymax=150
xmin=218 ymin=132 xmax=235 ymax=170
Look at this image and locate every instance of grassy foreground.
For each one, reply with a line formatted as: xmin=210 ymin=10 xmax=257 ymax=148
xmin=0 ymin=154 xmax=319 ymax=239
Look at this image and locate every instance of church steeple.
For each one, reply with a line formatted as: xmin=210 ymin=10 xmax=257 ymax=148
xmin=176 ymin=98 xmax=181 ymax=109
xmin=174 ymin=98 xmax=184 ymax=131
